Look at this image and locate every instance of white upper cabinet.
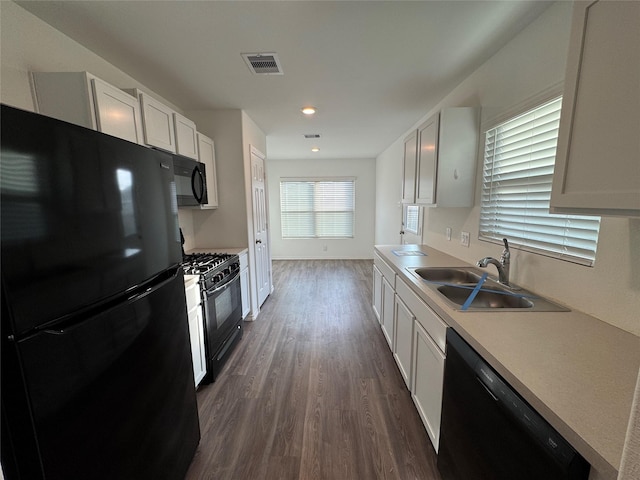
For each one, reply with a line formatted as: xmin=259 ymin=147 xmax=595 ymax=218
xmin=415 ymin=113 xmax=439 ymax=205
xmin=173 ymin=113 xmax=198 ymax=159
xmin=31 ymin=71 xmax=143 ymax=145
xmin=402 ymin=107 xmax=479 ymax=207
xmin=197 ymin=132 xmax=219 ymax=209
xmin=551 ymin=0 xmax=640 ymax=217
xmin=134 ymin=90 xmax=177 ymax=153
xmin=402 ymin=130 xmax=418 ymax=204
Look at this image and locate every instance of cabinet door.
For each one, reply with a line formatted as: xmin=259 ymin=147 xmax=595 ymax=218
xmin=187 ymin=305 xmax=206 ymax=386
xmin=402 ymin=130 xmax=418 ymax=204
xmin=197 ymin=133 xmax=219 ymax=208
xmin=394 ymin=295 xmax=414 ymax=389
xmin=381 ymin=276 xmax=395 ymax=349
xmin=412 ymin=321 xmax=445 ymax=452
xmin=91 ymin=78 xmax=143 ymax=145
xmin=551 ymin=0 xmax=640 ymax=216
xmin=372 ymin=265 xmax=383 ymax=322
xmin=435 ymin=108 xmax=479 ymax=207
xmin=173 ymin=113 xmax=198 ymax=159
xmin=139 ymin=92 xmax=176 ymax=153
xmin=415 ymin=113 xmax=439 ymax=205
xmin=240 ymin=267 xmax=250 ymax=320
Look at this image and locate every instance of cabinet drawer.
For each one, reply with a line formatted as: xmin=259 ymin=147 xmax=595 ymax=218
xmin=374 ymin=252 xmax=396 ymax=288
xmin=396 ymin=277 xmax=447 ymax=353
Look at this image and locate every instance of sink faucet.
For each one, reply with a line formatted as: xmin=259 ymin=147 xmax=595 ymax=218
xmin=477 ymin=238 xmax=511 ymax=286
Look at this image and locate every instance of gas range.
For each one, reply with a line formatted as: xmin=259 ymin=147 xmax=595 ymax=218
xmin=182 ymin=253 xmax=240 ymax=289
xmin=181 ymin=251 xmax=243 ymax=383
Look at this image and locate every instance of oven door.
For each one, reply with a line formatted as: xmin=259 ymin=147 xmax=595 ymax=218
xmin=202 ymin=271 xmax=242 ymax=359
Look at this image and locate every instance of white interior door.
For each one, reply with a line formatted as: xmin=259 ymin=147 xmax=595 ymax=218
xmin=251 ymin=147 xmax=271 ymax=307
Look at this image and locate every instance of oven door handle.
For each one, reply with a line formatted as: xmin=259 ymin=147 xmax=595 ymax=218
xmin=206 ymin=270 xmax=240 ymax=296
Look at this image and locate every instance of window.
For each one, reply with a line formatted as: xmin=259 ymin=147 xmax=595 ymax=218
xmin=403 ymin=205 xmax=421 ymax=235
xmin=280 ymin=178 xmax=355 ymax=238
xmin=480 ymin=96 xmax=601 ymax=265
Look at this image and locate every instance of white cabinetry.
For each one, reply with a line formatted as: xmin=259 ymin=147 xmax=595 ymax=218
xmin=374 ymin=253 xmax=397 ymax=349
xmin=381 ymin=277 xmax=395 ymax=349
xmin=197 ymin=133 xmax=219 ymax=209
xmin=184 ymin=275 xmax=206 ymax=387
xmin=551 ymin=0 xmax=640 ymax=217
xmin=372 ymin=265 xmax=383 ymax=322
xmin=395 ymin=276 xmax=448 ymax=452
xmin=239 ymin=251 xmax=250 ymax=320
xmin=174 ymin=113 xmax=198 ymax=159
xmin=134 ymin=90 xmax=177 ymax=153
xmin=402 ymin=130 xmax=418 ymax=204
xmin=393 ymin=294 xmax=414 ymax=389
xmin=415 ymin=114 xmax=439 ymax=204
xmin=412 ymin=318 xmax=445 ymax=452
xmin=31 ymin=71 xmax=143 ymax=144
xmin=402 ymin=108 xmax=479 ymax=207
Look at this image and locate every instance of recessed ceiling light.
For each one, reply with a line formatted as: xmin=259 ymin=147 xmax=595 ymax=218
xmin=301 ymin=106 xmax=317 ymax=115
xmin=311 ymin=147 xmax=320 ymax=152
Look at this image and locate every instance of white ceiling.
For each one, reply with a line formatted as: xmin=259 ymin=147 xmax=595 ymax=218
xmin=17 ymin=0 xmax=553 ymax=160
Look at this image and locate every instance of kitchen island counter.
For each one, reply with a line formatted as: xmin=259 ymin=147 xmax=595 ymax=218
xmin=375 ymin=244 xmax=640 ymax=480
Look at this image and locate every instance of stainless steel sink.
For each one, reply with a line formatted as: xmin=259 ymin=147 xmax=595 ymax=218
xmin=410 ymin=267 xmax=483 ymax=284
xmin=405 ymin=266 xmax=569 ymax=312
xmin=436 ymin=285 xmax=534 ymax=309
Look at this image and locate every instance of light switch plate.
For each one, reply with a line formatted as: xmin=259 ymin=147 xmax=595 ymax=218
xmin=461 ymin=231 xmax=470 ymax=247
xmin=446 ymin=227 xmax=452 ymax=241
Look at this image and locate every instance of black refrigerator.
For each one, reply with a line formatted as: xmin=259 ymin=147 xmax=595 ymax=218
xmin=0 ymin=105 xmax=200 ymax=480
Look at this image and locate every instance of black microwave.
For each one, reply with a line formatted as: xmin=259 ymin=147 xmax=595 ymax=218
xmin=173 ymin=154 xmax=208 ymax=207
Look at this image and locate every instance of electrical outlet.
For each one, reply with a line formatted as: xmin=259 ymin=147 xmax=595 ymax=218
xmin=446 ymin=227 xmax=452 ymax=241
xmin=461 ymin=231 xmax=470 ymax=247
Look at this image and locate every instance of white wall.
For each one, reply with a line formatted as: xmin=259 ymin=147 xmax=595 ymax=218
xmin=0 ymin=1 xmax=183 ymax=114
xmin=268 ymin=157 xmax=376 ymax=259
xmin=375 ymin=1 xmax=640 ymax=337
xmin=184 ymin=110 xmax=248 ymax=249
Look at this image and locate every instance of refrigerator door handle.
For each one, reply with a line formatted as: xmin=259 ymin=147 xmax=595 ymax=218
xmin=40 ymin=269 xmax=181 ymax=336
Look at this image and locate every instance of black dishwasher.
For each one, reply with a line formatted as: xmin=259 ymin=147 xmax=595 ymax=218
xmin=437 ymin=329 xmax=590 ymax=480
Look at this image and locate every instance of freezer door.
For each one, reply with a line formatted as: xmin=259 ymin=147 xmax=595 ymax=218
xmin=0 ymin=105 xmax=182 ymax=335
xmin=10 ymin=271 xmax=199 ymax=480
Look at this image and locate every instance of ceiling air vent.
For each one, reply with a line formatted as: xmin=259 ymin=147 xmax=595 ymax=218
xmin=242 ymin=53 xmax=284 ymax=75
xmin=304 ymin=134 xmax=321 ymax=139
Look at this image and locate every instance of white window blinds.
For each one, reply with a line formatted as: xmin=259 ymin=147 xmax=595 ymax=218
xmin=480 ymin=97 xmax=601 ymax=265
xmin=280 ymin=178 xmax=355 ymax=238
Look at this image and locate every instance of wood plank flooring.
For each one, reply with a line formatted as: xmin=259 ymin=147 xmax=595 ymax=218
xmin=184 ymin=260 xmax=442 ymax=480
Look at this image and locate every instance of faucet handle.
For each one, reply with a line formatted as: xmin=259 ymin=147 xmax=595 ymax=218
xmin=501 ymin=238 xmax=510 ymax=263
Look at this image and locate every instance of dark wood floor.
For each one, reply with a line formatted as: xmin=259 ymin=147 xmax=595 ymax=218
xmin=184 ymin=260 xmax=442 ymax=480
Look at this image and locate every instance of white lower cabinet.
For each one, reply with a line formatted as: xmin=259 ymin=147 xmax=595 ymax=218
xmin=184 ymin=275 xmax=206 ymax=387
xmin=372 ymin=265 xmax=383 ymax=322
xmin=412 ymin=320 xmax=445 ymax=452
xmin=381 ymin=276 xmax=395 ymax=348
xmin=239 ymin=251 xmax=250 ymax=320
xmin=393 ymin=294 xmax=414 ymax=389
xmin=395 ymin=276 xmax=448 ymax=452
xmin=374 ymin=253 xmax=397 ymax=348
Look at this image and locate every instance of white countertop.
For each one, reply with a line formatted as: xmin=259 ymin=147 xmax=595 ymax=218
xmin=375 ymin=244 xmax=640 ymax=479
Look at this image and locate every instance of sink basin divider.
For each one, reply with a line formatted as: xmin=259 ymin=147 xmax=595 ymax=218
xmin=460 ymin=273 xmax=488 ymax=311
